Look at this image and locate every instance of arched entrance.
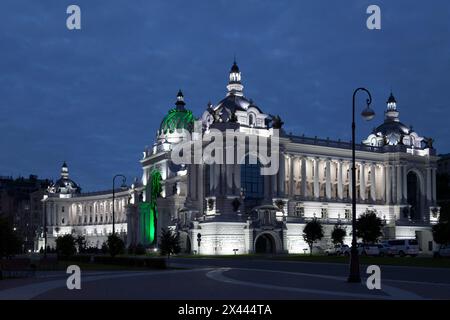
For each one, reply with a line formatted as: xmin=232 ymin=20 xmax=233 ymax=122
xmin=255 ymin=233 xmax=276 ymax=254
xmin=407 ymin=171 xmax=421 ymax=220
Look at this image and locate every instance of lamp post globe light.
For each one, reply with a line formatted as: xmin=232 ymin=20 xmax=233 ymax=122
xmin=112 ymin=174 xmax=127 ymax=235
xmin=348 ymin=88 xmax=375 ymax=283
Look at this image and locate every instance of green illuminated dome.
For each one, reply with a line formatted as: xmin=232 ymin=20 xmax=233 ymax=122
xmin=159 ymin=90 xmax=195 ymax=134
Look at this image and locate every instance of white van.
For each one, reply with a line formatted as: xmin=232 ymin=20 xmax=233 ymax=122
xmin=385 ymin=239 xmax=419 ymax=257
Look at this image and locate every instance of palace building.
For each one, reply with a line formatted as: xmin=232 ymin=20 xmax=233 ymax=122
xmin=40 ymin=62 xmax=440 ymax=254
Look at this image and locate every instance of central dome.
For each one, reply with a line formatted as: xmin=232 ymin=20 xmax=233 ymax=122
xmin=373 ymin=120 xmax=410 ymax=136
xmin=215 ymin=94 xmax=251 ymax=113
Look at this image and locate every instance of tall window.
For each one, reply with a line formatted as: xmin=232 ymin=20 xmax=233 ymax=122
xmin=241 ymin=159 xmax=264 ymax=199
xmin=248 ymin=114 xmax=255 ymax=126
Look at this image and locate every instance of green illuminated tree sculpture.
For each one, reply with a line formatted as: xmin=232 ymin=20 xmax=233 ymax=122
xmin=139 ymin=169 xmax=162 ymax=245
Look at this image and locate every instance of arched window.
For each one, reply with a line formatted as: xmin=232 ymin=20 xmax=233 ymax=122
xmin=248 ymin=114 xmax=255 ymax=126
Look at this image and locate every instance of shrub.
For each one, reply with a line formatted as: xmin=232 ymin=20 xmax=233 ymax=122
xmin=331 ymin=224 xmax=347 ymax=245
xmin=135 ymin=243 xmax=146 ymax=255
xmin=355 ymin=210 xmax=383 ymax=244
xmin=0 ymin=217 xmax=22 ymax=258
xmin=159 ymin=228 xmax=181 ymax=259
xmin=303 ymin=218 xmax=324 ymax=255
xmin=55 ymin=234 xmax=77 ymax=260
xmin=107 ymin=234 xmax=125 ymax=257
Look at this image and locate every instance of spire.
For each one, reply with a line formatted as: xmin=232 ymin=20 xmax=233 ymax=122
xmin=386 ymin=92 xmax=397 ymax=111
xmin=61 ymin=161 xmax=69 ymax=179
xmin=175 ymin=89 xmax=186 ymax=110
xmin=385 ymin=91 xmax=400 ymax=121
xmin=227 ymin=59 xmax=244 ymax=96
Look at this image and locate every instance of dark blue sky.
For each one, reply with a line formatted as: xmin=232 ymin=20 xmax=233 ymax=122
xmin=1 ymin=0 xmax=449 ymax=191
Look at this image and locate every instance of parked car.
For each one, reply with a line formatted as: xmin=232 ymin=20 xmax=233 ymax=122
xmin=385 ymin=239 xmax=419 ymax=257
xmin=311 ymin=245 xmax=325 ymax=255
xmin=356 ymin=243 xmax=380 ymax=256
xmin=433 ymin=245 xmax=450 ymax=258
xmin=376 ymin=243 xmax=391 ymax=257
xmin=325 ymin=244 xmax=350 ymax=256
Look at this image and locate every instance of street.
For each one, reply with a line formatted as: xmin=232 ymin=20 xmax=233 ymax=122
xmin=1 ymin=257 xmax=449 ymax=299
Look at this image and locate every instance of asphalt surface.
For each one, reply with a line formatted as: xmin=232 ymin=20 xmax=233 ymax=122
xmin=0 ymin=257 xmax=449 ymax=300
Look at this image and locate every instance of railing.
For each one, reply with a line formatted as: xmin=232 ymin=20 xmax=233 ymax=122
xmin=286 ymin=134 xmax=434 ymax=155
xmin=291 ymin=195 xmax=385 ymax=205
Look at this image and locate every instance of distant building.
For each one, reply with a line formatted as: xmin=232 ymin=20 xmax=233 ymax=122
xmin=0 ymin=175 xmax=51 ymax=252
xmin=39 ymin=162 xmax=140 ymax=250
xmin=437 ymin=153 xmax=450 ymax=176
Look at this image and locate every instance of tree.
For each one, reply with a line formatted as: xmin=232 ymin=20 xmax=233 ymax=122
xmin=107 ymin=234 xmax=125 ymax=257
xmin=55 ymin=234 xmax=77 ymax=259
xmin=0 ymin=218 xmax=22 ymax=258
xmin=159 ymin=228 xmax=181 ymax=260
xmin=331 ymin=223 xmax=347 ymax=245
xmin=302 ymin=218 xmax=324 ymax=255
xmin=432 ymin=221 xmax=450 ymax=246
xmin=355 ymin=211 xmax=383 ymax=244
xmin=75 ymin=235 xmax=87 ymax=253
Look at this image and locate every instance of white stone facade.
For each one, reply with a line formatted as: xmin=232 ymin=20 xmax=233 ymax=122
xmin=136 ymin=62 xmax=440 ymax=254
xmin=38 ymin=63 xmax=440 ymax=255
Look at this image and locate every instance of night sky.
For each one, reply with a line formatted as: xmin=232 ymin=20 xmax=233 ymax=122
xmin=1 ymin=0 xmax=449 ymax=191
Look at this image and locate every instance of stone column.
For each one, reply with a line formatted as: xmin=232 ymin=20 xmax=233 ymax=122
xmin=432 ymin=168 xmax=437 ymax=203
xmin=396 ymin=164 xmax=402 ymax=204
xmin=348 ymin=162 xmax=353 ymax=200
xmin=380 ymin=165 xmax=385 ymax=202
xmin=226 ymin=164 xmax=233 ymax=194
xmin=385 ymin=164 xmax=391 ymax=204
xmin=264 ymin=174 xmax=271 ymax=201
xmin=325 ymin=159 xmax=331 ymax=199
xmin=370 ymin=163 xmax=376 ymax=201
xmin=278 ymin=153 xmax=286 ymax=196
xmin=426 ymin=167 xmax=432 ymax=202
xmin=301 ymin=157 xmax=307 ymax=197
xmin=289 ymin=155 xmax=294 ymax=197
xmin=359 ymin=162 xmax=366 ymax=201
xmin=198 ymin=164 xmax=204 ymax=208
xmin=402 ymin=165 xmax=408 ymax=201
xmin=314 ymin=158 xmax=320 ymax=198
xmin=337 ymin=160 xmax=343 ymax=200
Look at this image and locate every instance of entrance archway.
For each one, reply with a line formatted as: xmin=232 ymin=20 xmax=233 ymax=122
xmin=407 ymin=171 xmax=421 ymax=220
xmin=255 ymin=233 xmax=275 ymax=254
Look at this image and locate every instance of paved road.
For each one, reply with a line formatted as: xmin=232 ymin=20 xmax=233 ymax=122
xmin=0 ymin=257 xmax=449 ymax=299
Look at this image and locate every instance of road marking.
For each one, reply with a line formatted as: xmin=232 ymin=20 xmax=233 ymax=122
xmin=206 ymin=268 xmax=422 ymax=300
xmin=0 ymin=268 xmax=213 ymax=300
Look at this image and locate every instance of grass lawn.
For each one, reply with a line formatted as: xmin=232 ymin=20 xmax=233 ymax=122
xmin=176 ymin=254 xmax=450 ymax=268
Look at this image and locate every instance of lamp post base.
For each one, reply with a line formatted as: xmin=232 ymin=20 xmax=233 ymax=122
xmin=347 ymin=247 xmax=361 ymax=283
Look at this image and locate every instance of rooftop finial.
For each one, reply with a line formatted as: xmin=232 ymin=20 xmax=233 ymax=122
xmin=386 ymin=91 xmax=397 ymax=111
xmin=61 ymin=161 xmax=69 ymax=179
xmin=175 ymin=89 xmax=186 ymax=110
xmin=227 ymin=59 xmax=243 ymax=95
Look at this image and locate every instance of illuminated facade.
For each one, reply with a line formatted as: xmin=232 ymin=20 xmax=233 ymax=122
xmin=136 ymin=62 xmax=440 ymax=254
xmin=40 ymin=162 xmax=141 ymax=249
xmin=39 ymin=62 xmax=440 ymax=254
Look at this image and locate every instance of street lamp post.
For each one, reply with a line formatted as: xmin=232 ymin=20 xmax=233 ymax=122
xmin=112 ymin=174 xmax=127 ymax=235
xmin=348 ymin=88 xmax=375 ymax=283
